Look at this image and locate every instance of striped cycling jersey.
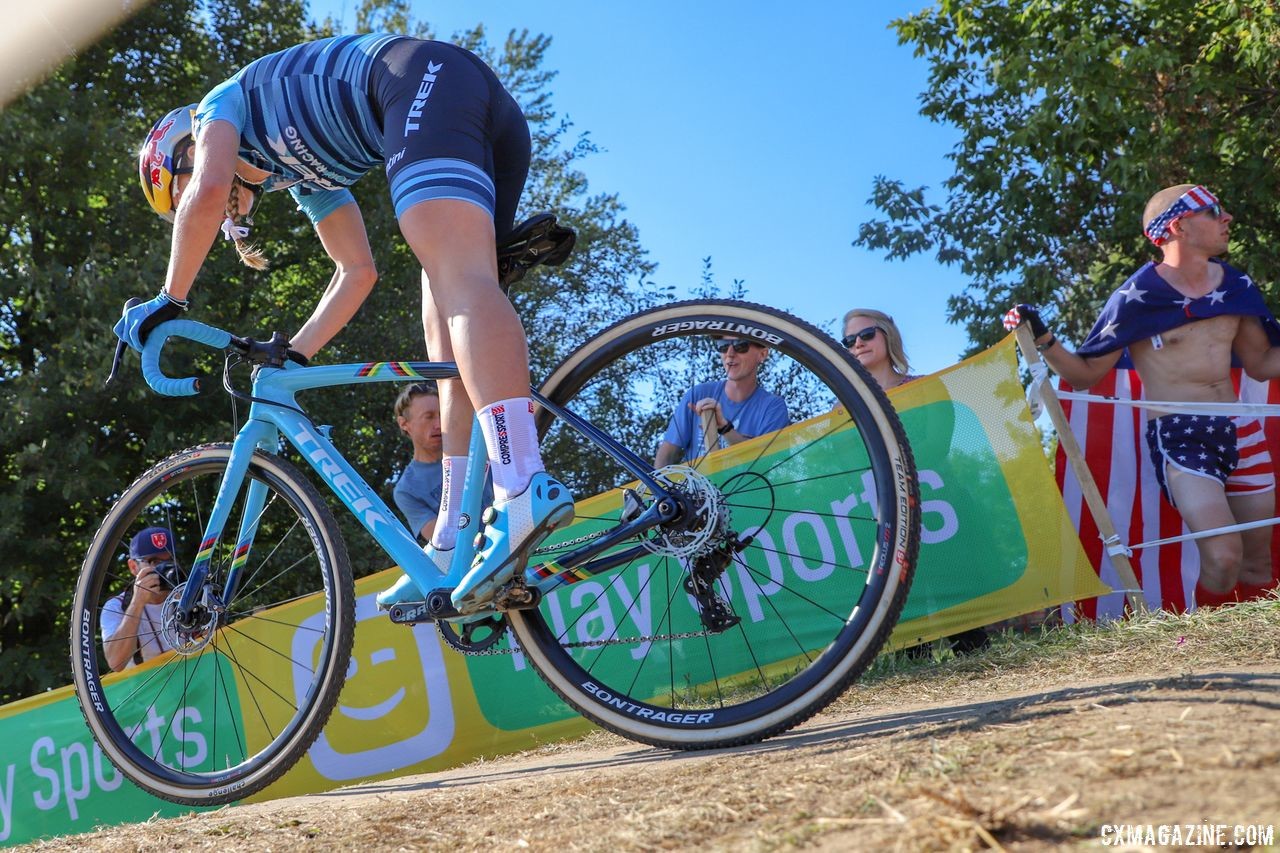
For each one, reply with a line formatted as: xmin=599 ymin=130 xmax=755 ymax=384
xmin=194 ymin=33 xmax=402 ymax=223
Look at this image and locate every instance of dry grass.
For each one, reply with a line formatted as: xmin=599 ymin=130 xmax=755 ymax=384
xmin=20 ymin=599 xmax=1280 ymax=852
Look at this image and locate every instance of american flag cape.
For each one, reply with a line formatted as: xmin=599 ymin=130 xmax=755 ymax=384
xmin=1077 ymin=260 xmax=1280 ymax=357
xmin=1054 ymin=364 xmax=1280 ymax=619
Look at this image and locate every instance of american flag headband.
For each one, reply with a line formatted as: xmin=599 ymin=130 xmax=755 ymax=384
xmin=1143 ymin=185 xmax=1219 ymax=246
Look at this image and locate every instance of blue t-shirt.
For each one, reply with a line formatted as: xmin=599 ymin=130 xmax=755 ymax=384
xmin=393 ymin=460 xmax=442 ymax=540
xmin=195 ymin=33 xmax=400 ymax=224
xmin=661 ymin=381 xmax=789 ymax=462
xmin=392 ymin=459 xmax=494 ymax=541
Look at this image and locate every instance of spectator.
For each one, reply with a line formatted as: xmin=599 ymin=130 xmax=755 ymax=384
xmin=846 ymin=308 xmax=989 ymax=655
xmin=841 ymin=308 xmax=916 ymax=389
xmin=101 ymin=527 xmax=178 ymax=671
xmin=654 ymin=337 xmax=789 ymax=467
xmin=1011 ymin=183 xmax=1280 ymax=607
xmin=392 ymin=381 xmax=493 ymax=548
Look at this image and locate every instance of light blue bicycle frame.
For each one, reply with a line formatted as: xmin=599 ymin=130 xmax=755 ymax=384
xmin=141 ymin=320 xmax=677 ymax=622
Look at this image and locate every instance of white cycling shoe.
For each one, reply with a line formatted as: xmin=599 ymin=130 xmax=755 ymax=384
xmin=451 ymin=472 xmax=574 ymax=613
xmin=376 ymin=544 xmax=452 ymax=610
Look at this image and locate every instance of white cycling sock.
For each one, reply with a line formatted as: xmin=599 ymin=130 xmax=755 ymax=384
xmin=429 ymin=455 xmax=466 ymax=551
xmin=477 ymin=397 xmax=545 ymax=501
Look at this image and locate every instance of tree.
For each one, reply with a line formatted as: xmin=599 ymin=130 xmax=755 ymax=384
xmin=0 ymin=0 xmax=655 ymax=702
xmin=855 ymin=0 xmax=1280 ymax=352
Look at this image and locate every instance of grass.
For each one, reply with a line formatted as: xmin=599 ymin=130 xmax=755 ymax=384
xmin=840 ymin=596 xmax=1280 ymax=715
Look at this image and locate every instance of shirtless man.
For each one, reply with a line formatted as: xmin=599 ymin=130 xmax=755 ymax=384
xmin=1010 ymin=184 xmax=1280 ymax=607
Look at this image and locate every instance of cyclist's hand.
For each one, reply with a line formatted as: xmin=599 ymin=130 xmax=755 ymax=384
xmin=113 ymin=291 xmax=189 ymax=353
xmin=1002 ymin=303 xmax=1049 ymax=338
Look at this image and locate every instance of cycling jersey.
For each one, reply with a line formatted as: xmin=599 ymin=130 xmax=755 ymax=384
xmin=194 ymin=34 xmax=529 ymax=232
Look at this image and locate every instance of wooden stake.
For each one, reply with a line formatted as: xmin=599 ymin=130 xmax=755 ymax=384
xmin=1014 ymin=325 xmax=1147 ymax=613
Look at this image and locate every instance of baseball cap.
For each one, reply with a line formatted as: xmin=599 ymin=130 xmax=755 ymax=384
xmin=129 ymin=527 xmax=175 ymax=560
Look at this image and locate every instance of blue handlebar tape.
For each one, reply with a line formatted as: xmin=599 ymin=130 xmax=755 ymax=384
xmin=140 ymin=319 xmax=234 ymax=397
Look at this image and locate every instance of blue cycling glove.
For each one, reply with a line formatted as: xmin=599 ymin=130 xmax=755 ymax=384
xmin=113 ymin=291 xmax=190 ymax=352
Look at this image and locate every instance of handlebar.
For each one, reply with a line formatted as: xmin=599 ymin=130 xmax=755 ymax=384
xmin=140 ymin=319 xmax=235 ymax=397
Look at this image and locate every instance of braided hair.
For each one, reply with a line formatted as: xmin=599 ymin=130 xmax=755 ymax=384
xmin=225 ymin=181 xmax=269 ymax=270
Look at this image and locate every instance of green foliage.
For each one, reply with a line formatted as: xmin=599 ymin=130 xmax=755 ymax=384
xmin=0 ymin=1 xmax=654 ymax=701
xmin=855 ymin=0 xmax=1280 ymax=352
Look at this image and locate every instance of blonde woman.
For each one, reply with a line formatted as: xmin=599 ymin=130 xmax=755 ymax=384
xmin=841 ymin=308 xmax=914 ymax=389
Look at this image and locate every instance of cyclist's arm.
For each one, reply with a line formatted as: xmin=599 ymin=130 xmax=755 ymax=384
xmin=163 ymin=119 xmax=241 ymax=302
xmin=1038 ymin=338 xmax=1122 ymax=390
xmin=289 ymin=203 xmax=379 ymax=358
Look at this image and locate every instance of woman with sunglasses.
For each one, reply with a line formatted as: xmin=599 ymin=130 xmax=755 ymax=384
xmin=119 ymin=34 xmax=574 ymax=613
xmin=841 ymin=309 xmax=915 ymax=390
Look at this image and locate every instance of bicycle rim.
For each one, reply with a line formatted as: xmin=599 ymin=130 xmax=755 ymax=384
xmin=507 ymin=299 xmax=921 ymax=749
xmin=69 ymin=443 xmax=354 ymax=804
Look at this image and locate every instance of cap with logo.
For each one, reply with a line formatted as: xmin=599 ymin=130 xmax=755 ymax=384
xmin=129 ymin=527 xmax=175 ymax=560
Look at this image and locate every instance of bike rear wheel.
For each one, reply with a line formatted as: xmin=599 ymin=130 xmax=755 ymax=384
xmin=69 ymin=443 xmax=354 ymax=805
xmin=507 ymin=299 xmax=920 ymax=749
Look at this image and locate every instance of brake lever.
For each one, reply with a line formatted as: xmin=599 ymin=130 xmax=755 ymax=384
xmin=106 ymin=297 xmax=144 ymax=387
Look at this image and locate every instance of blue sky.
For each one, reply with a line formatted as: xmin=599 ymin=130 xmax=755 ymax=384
xmin=313 ymin=1 xmax=971 ymax=374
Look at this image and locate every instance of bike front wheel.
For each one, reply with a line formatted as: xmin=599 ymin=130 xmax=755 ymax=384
xmin=69 ymin=443 xmax=354 ymax=805
xmin=508 ymin=299 xmax=921 ymax=749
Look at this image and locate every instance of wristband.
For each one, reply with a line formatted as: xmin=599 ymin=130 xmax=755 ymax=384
xmin=717 ymin=420 xmax=734 ymax=436
xmin=1035 ymin=334 xmax=1057 ymax=352
xmin=161 ymin=290 xmax=191 ymax=310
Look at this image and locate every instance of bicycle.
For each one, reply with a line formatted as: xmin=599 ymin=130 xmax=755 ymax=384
xmin=71 ymin=236 xmax=920 ymax=806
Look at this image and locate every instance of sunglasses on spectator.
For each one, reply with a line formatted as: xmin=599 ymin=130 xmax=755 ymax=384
xmin=714 ymin=339 xmax=753 ymax=354
xmin=841 ymin=326 xmax=882 ymax=348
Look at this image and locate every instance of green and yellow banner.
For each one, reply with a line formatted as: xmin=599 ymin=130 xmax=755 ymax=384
xmin=0 ymin=334 xmax=1104 ymax=846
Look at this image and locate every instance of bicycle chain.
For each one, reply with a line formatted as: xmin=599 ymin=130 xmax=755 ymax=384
xmin=530 ymin=524 xmax=618 ymax=557
xmin=439 ymin=623 xmax=712 ymax=656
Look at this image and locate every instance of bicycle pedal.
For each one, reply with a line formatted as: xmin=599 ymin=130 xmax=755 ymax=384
xmin=494 ymin=582 xmax=541 ymax=611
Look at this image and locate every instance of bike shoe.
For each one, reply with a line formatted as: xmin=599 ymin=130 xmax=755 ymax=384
xmin=377 ymin=545 xmax=452 ymax=611
xmin=451 ymin=472 xmax=574 ymax=612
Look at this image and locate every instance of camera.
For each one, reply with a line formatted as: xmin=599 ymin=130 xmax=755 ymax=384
xmin=149 ymin=560 xmax=184 ymax=590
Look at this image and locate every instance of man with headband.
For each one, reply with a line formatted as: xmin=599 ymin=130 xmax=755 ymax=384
xmin=1005 ymin=184 xmax=1280 ymax=609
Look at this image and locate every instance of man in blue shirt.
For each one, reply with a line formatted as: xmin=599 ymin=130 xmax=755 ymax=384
xmin=655 ymin=337 xmax=790 ymax=466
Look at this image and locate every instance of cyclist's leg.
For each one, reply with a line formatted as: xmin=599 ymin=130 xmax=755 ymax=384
xmin=398 ymin=200 xmax=574 ymax=610
xmin=376 ymin=277 xmax=472 ymax=609
xmin=375 ymin=41 xmax=571 ymax=607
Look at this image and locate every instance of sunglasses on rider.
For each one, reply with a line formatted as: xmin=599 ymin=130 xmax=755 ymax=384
xmin=841 ymin=325 xmax=882 ymax=348
xmin=714 ymin=339 xmax=753 ymax=354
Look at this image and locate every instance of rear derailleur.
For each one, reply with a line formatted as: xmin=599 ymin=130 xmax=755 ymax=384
xmin=684 ymin=540 xmax=742 ymax=633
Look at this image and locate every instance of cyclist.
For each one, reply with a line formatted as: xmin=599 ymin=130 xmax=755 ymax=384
xmin=117 ymin=35 xmax=574 ymax=612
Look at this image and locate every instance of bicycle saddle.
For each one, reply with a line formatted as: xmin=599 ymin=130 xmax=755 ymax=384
xmin=496 ymin=212 xmax=576 ymax=291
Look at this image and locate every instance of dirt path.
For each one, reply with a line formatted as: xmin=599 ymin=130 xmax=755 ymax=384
xmin=33 ymin=663 xmax=1280 ymax=851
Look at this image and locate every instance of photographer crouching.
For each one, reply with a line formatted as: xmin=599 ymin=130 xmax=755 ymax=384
xmin=101 ymin=527 xmax=181 ymax=671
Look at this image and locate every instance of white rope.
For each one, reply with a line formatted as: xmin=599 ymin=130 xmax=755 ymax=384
xmin=1128 ymin=514 xmax=1280 ymax=553
xmin=1052 ymin=388 xmax=1280 ymax=418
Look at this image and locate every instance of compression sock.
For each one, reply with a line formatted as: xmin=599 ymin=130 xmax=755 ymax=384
xmin=477 ymin=397 xmax=545 ymax=502
xmin=429 ymin=455 xmax=466 ymax=551
xmin=1194 ymin=581 xmax=1239 ymax=610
